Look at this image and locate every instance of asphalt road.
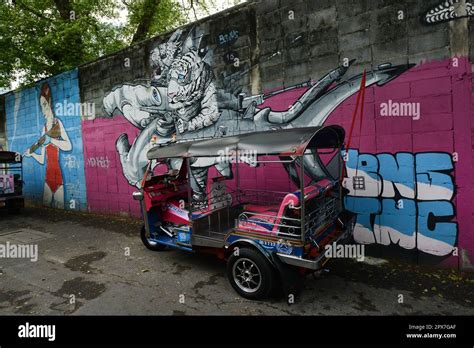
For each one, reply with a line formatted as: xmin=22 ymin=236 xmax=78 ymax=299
xmin=0 ymin=207 xmax=473 ymax=315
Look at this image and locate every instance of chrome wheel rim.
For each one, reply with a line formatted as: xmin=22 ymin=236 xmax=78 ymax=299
xmin=232 ymin=258 xmax=262 ymax=293
xmin=148 ymin=239 xmax=159 ymax=247
xmin=145 ymin=231 xmax=159 ymax=247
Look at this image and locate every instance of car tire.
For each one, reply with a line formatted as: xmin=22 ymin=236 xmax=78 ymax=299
xmin=6 ymin=202 xmax=21 ymax=215
xmin=227 ymin=247 xmax=276 ymax=300
xmin=140 ymin=225 xmax=167 ymax=251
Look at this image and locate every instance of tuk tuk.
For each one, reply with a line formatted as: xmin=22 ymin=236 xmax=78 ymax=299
xmin=133 ymin=125 xmax=355 ymax=300
xmin=0 ymin=151 xmax=24 ymax=213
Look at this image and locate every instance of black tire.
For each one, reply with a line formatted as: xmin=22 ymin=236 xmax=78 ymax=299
xmin=6 ymin=202 xmax=21 ymax=215
xmin=227 ymin=247 xmax=276 ymax=300
xmin=7 ymin=207 xmax=21 ymax=214
xmin=140 ymin=226 xmax=167 ymax=251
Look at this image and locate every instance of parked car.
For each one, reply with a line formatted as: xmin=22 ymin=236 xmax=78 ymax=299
xmin=0 ymin=151 xmax=24 ymax=214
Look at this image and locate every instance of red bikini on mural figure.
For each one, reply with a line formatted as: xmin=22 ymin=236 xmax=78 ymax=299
xmin=24 ymin=83 xmax=72 ymax=209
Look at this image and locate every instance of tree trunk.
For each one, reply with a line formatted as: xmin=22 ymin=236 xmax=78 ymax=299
xmin=132 ymin=0 xmax=162 ymax=44
xmin=53 ymin=0 xmax=73 ymax=20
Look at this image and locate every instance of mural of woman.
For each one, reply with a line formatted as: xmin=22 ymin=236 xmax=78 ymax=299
xmin=24 ymin=83 xmax=72 ymax=208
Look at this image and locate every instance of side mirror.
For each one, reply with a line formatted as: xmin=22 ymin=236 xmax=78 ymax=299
xmin=132 ymin=191 xmax=144 ymax=201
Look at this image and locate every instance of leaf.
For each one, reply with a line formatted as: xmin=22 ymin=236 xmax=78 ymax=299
xmin=0 ymin=0 xmax=217 ymax=87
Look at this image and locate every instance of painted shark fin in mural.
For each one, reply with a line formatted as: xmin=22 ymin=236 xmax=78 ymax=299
xmin=224 ymin=61 xmax=414 ymax=137
xmin=277 ymin=63 xmax=415 ymax=185
xmin=262 ymin=59 xmax=356 ymax=124
xmin=288 ymin=63 xmax=415 ymax=129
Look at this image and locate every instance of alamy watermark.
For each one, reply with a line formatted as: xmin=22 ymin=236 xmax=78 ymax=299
xmin=0 ymin=242 xmax=38 ymax=262
xmin=55 ymin=101 xmax=96 ymax=120
xmin=217 ymin=147 xmax=257 ymax=165
xmin=18 ymin=322 xmax=55 ymax=341
xmin=324 ymin=242 xmax=365 ymax=262
xmin=380 ymin=100 xmax=420 ymax=120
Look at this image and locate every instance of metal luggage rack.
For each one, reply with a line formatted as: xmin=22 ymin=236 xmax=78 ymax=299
xmin=304 ymin=197 xmax=340 ymax=235
xmin=203 ymin=187 xmax=236 ymax=208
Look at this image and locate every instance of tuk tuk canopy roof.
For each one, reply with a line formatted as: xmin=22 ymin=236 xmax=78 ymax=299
xmin=147 ymin=125 xmax=345 ymax=161
xmin=0 ymin=151 xmax=21 ymax=163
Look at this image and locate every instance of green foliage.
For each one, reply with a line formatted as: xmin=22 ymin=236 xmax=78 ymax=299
xmin=124 ymin=0 xmax=185 ymax=42
xmin=0 ymin=0 xmax=213 ymax=88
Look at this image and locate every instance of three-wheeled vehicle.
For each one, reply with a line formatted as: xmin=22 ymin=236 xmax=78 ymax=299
xmin=133 ymin=125 xmax=355 ymax=299
xmin=0 ymin=151 xmax=24 ymax=214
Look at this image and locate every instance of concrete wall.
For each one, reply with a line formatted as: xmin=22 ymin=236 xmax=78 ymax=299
xmin=2 ymin=0 xmax=474 ymax=268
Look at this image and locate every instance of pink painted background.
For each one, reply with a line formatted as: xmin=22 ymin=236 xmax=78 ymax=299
xmin=82 ymin=118 xmax=141 ymax=216
xmin=81 ymin=57 xmax=473 ymax=264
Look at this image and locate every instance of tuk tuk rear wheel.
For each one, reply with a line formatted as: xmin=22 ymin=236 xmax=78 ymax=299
xmin=140 ymin=226 xmax=167 ymax=251
xmin=227 ymin=247 xmax=276 ymax=300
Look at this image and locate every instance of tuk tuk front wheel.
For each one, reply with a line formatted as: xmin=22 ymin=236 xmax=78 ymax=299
xmin=140 ymin=226 xmax=167 ymax=251
xmin=227 ymin=247 xmax=276 ymax=300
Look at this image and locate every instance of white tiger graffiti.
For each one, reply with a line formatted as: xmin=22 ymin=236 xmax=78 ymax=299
xmin=103 ymin=28 xmax=237 ymax=203
xmin=150 ymin=29 xmax=183 ymax=87
xmin=167 ymin=51 xmax=220 ymax=133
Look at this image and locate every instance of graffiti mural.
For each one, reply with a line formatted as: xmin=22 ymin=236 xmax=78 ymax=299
xmin=103 ymin=28 xmax=235 ymax=205
xmin=343 ymin=150 xmax=457 ymax=257
xmin=5 ymin=69 xmax=88 ymax=210
xmin=0 ymin=1 xmax=469 ymax=264
xmin=102 ymin=27 xmax=412 ymax=208
xmin=423 ymin=0 xmax=474 ymax=24
xmin=23 ymin=83 xmax=72 ymax=208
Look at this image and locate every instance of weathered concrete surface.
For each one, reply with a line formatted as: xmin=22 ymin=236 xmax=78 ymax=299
xmin=0 ymin=207 xmax=473 ymax=315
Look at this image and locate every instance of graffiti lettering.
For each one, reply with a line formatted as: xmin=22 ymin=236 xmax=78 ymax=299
xmin=63 ymin=155 xmax=80 ymax=169
xmin=217 ymin=29 xmax=239 ymax=46
xmin=87 ymin=156 xmax=110 ymax=168
xmin=343 ymin=150 xmax=457 ymax=256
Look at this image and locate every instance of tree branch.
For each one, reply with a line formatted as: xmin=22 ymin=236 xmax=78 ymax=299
xmin=131 ymin=0 xmax=162 ymax=43
xmin=53 ymin=0 xmax=73 ymax=20
xmin=190 ymin=0 xmax=199 ymax=21
xmin=11 ymin=0 xmax=54 ymax=22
